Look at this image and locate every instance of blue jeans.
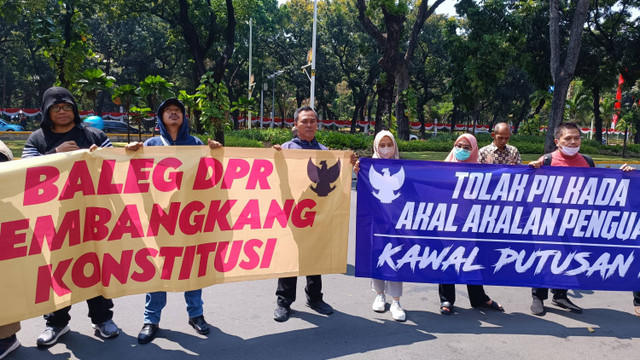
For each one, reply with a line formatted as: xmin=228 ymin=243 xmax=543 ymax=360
xmin=143 ymin=290 xmax=203 ymax=324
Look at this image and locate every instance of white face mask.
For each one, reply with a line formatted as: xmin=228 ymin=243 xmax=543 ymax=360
xmin=559 ymin=146 xmax=580 ymax=156
xmin=378 ymin=147 xmax=395 ymax=159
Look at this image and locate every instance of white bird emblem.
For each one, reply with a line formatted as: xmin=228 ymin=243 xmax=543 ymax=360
xmin=369 ymin=166 xmax=405 ymax=203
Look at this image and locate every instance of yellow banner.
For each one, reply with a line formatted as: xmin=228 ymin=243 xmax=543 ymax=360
xmin=0 ymin=146 xmax=351 ymax=325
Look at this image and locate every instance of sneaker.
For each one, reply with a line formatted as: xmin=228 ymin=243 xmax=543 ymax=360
xmin=36 ymin=325 xmax=70 ymax=347
xmin=188 ymin=315 xmax=210 ymax=335
xmin=390 ymin=300 xmax=406 ymax=322
xmin=530 ymin=298 xmax=545 ymax=316
xmin=92 ymin=319 xmax=120 ymax=338
xmin=552 ymin=297 xmax=582 ymax=313
xmin=273 ymin=305 xmax=291 ymax=322
xmin=0 ymin=335 xmax=20 ymax=359
xmin=372 ymin=294 xmax=386 ymax=313
xmin=307 ymin=300 xmax=334 ymax=315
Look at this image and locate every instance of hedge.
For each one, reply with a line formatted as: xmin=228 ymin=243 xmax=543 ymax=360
xmin=199 ymin=129 xmax=638 ymax=157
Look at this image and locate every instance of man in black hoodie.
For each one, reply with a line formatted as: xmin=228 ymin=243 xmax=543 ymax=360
xmin=22 ymin=86 xmax=119 ymax=347
xmin=22 ymin=86 xmax=111 ymax=158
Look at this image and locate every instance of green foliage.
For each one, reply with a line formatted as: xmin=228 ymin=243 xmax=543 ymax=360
xmin=214 ymin=135 xmax=263 ymax=148
xmin=315 ymin=131 xmax=372 ymax=150
xmin=137 ymin=75 xmax=174 ymax=111
xmin=227 ymin=128 xmax=293 ymax=146
xmin=76 ymin=68 xmax=115 ymax=112
xmin=112 ymin=85 xmax=139 ymax=111
xmin=230 ymin=96 xmax=257 ymax=115
xmin=518 ymin=114 xmax=545 ymax=136
xmin=196 ymin=72 xmax=231 ymax=135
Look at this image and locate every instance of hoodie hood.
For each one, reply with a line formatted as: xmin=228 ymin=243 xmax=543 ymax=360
xmin=40 ymin=86 xmax=82 ymax=131
xmin=156 ymin=98 xmax=196 ymax=145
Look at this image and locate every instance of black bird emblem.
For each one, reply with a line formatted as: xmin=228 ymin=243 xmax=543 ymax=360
xmin=307 ymin=158 xmax=341 ymax=197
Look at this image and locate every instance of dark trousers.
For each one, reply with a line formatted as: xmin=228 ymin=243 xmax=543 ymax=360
xmin=276 ymin=275 xmax=323 ymax=307
xmin=439 ymin=284 xmax=490 ymax=307
xmin=531 ymin=288 xmax=568 ymax=301
xmin=633 ymin=291 xmax=640 ymax=306
xmin=44 ymin=296 xmax=114 ymax=327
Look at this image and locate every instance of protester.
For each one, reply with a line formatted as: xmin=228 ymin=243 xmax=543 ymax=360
xmin=478 ymin=122 xmax=522 ymax=165
xmin=125 ymin=98 xmax=222 ymax=344
xmin=528 ymin=122 xmax=634 ymax=316
xmin=438 ymin=133 xmax=504 ymax=315
xmin=18 ymin=112 xmax=27 ymax=131
xmin=354 ymin=130 xmax=406 ymax=322
xmin=22 ymin=86 xmax=118 ymax=347
xmin=633 ymin=292 xmax=640 ymax=317
xmin=272 ymin=106 xmax=357 ymax=322
xmin=0 ymin=140 xmax=20 ymax=359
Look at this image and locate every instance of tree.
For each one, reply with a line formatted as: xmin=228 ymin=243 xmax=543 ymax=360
xmin=32 ymin=0 xmax=98 ymax=88
xmin=545 ymin=0 xmax=590 ymax=152
xmin=76 ymin=68 xmax=115 ymax=114
xmin=576 ymin=0 xmax=640 ymax=143
xmin=324 ymin=0 xmax=379 ymax=132
xmin=137 ymin=75 xmax=174 ymax=130
xmin=113 ymin=84 xmax=141 ymax=140
xmin=356 ymin=0 xmax=445 ymax=138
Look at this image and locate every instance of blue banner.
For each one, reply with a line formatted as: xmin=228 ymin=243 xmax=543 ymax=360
xmin=355 ymin=158 xmax=640 ymax=290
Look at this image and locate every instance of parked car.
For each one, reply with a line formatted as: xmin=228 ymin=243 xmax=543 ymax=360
xmin=0 ymin=120 xmax=24 ymax=131
xmin=101 ymin=120 xmax=144 ymax=134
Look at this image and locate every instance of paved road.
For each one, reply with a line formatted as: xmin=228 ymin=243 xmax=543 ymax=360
xmin=8 ymin=189 xmax=640 ymax=359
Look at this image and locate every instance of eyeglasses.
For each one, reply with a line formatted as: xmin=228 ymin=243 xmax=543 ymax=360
xmin=50 ymin=104 xmax=73 ymax=113
xmin=455 ymin=144 xmax=472 ymax=151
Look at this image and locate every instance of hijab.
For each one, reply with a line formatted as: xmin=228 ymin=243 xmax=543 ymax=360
xmin=444 ymin=133 xmax=478 ymax=163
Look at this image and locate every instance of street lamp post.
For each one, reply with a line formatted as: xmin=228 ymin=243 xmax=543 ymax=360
xmin=247 ymin=18 xmax=253 ymax=129
xmin=267 ymin=70 xmax=284 ymax=128
xmin=310 ymin=0 xmax=318 ymax=109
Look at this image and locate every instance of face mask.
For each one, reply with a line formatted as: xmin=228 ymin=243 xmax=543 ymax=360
xmin=453 ymin=147 xmax=471 ymax=161
xmin=559 ymin=146 xmax=580 ymax=156
xmin=378 ymin=147 xmax=395 ymax=159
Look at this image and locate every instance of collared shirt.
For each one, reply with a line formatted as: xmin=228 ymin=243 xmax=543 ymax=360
xmin=478 ymin=142 xmax=522 ymax=165
xmin=281 ymin=136 xmax=328 ymax=150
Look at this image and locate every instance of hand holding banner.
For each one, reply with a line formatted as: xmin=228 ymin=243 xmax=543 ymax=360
xmin=0 ymin=146 xmax=351 ymax=326
xmin=356 ymin=158 xmax=640 ymax=291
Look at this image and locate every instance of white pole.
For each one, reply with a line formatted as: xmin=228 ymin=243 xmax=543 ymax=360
xmin=310 ymin=0 xmax=318 ymax=109
xmin=260 ymin=75 xmax=265 ymax=129
xmin=272 ymin=76 xmax=276 ymax=128
xmin=248 ymin=18 xmax=253 ymax=129
xmin=590 ymin=117 xmax=593 ymax=140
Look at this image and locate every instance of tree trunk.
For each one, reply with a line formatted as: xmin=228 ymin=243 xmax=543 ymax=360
xmin=177 ymin=0 xmax=207 ymax=80
xmin=417 ymin=94 xmax=426 ymax=139
xmin=375 ymin=73 xmax=395 ymax=133
xmin=514 ymin=101 xmax=529 ymax=133
xmin=545 ymin=78 xmax=571 ymax=152
xmin=451 ymin=104 xmax=458 ymax=134
xmin=592 ymin=84 xmax=602 ymax=143
xmin=57 ymin=2 xmax=75 ymax=88
xmin=545 ymin=0 xmax=590 ymax=152
xmin=394 ymin=0 xmax=445 ymax=140
xmin=395 ymin=62 xmax=410 ymax=140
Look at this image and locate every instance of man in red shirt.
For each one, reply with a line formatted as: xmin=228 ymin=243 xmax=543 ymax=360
xmin=529 ymin=122 xmax=633 ymax=316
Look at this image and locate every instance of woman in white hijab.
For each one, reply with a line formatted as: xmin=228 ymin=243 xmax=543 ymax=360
xmin=357 ymin=130 xmax=405 ymax=321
